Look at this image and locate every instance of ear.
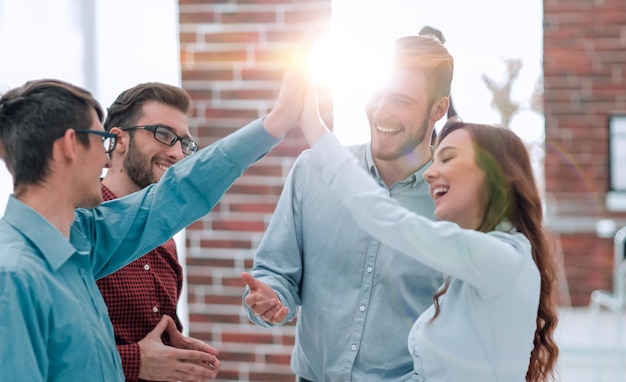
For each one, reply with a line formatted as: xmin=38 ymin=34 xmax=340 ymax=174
xmin=53 ymin=129 xmax=79 ymax=162
xmin=429 ymin=96 xmax=450 ymax=122
xmin=108 ymin=127 xmax=128 ymax=156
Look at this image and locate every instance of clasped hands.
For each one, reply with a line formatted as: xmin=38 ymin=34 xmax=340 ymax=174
xmin=138 ymin=315 xmax=220 ymax=382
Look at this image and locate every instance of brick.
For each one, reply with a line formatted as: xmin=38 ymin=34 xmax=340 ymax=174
xmin=189 ymin=312 xmax=240 ymax=324
xmin=179 ymin=11 xmax=216 ymax=24
xmin=219 ymin=88 xmax=275 ymax=100
xmin=212 ymin=220 xmax=267 ymax=232
xmin=284 ymin=8 xmax=331 ymax=25
xmin=222 ymin=331 xmax=275 ymax=344
xmin=183 ymin=69 xmax=234 ymax=81
xmin=203 ymin=31 xmax=261 ymax=44
xmin=241 ymin=67 xmax=285 ymax=81
xmin=179 ymin=31 xmax=198 ymax=44
xmin=187 ymin=257 xmax=237 ymax=268
xmin=194 ymin=49 xmax=248 ymax=63
xmin=204 ymin=107 xmax=259 ymax=120
xmin=199 ymin=239 xmax=252 ymax=249
xmin=253 ymin=47 xmax=294 ymax=64
xmin=220 ymin=11 xmax=277 ymax=24
xmin=265 ymin=352 xmax=292 ymax=365
xmin=186 ymin=274 xmax=213 ymax=286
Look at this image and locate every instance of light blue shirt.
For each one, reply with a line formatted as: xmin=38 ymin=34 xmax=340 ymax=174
xmin=310 ymin=133 xmax=540 ymax=382
xmin=245 ymin=136 xmax=443 ymax=381
xmin=0 ymin=118 xmax=279 ymax=382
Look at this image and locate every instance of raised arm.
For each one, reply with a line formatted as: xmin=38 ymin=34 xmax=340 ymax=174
xmin=297 ymin=85 xmax=531 ymax=297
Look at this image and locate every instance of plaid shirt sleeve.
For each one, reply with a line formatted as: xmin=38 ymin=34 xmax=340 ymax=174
xmin=117 ymin=343 xmax=141 ymax=381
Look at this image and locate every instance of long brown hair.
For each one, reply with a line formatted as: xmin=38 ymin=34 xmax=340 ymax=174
xmin=430 ymin=122 xmax=559 ymax=381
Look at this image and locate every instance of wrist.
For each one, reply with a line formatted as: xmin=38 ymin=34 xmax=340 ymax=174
xmin=263 ymin=111 xmax=291 ymax=138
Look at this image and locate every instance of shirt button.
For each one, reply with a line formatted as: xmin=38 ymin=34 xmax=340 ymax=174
xmin=80 ymin=268 xmax=86 ymax=274
xmin=359 ymin=306 xmax=365 ymax=312
xmin=366 ymin=267 xmax=372 ymax=273
xmin=351 ymin=345 xmax=357 ymax=351
xmin=144 ymin=264 xmax=150 ymax=271
xmin=152 ymin=306 xmax=159 ymax=313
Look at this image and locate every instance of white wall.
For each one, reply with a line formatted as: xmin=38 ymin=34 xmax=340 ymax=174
xmin=0 ymin=0 xmax=189 ymax=332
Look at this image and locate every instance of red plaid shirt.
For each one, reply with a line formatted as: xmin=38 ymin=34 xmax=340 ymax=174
xmin=97 ymin=184 xmax=183 ymax=382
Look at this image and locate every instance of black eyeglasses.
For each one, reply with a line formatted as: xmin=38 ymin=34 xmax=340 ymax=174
xmin=73 ymin=129 xmax=118 ymax=154
xmin=121 ymin=125 xmax=199 ymax=156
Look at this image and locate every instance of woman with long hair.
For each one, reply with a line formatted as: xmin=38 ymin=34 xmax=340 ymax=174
xmin=299 ymin=93 xmax=559 ymax=380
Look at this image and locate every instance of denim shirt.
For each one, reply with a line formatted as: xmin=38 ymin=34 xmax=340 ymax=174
xmin=310 ymin=133 xmax=540 ymax=382
xmin=245 ymin=136 xmax=443 ymax=381
xmin=0 ymin=118 xmax=279 ymax=381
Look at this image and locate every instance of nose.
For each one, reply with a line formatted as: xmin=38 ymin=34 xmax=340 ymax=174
xmin=365 ymin=92 xmax=384 ymax=122
xmin=165 ymin=140 xmax=185 ymax=162
xmin=371 ymin=100 xmax=388 ymax=122
xmin=423 ymin=164 xmax=438 ymax=184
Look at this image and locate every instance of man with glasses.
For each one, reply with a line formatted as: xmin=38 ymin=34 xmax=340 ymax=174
xmin=0 ymin=38 xmax=308 ymax=381
xmin=96 ymin=82 xmax=215 ymax=382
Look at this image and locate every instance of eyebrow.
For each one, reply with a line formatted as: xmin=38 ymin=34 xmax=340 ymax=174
xmin=435 ymin=146 xmax=457 ymax=157
xmin=388 ymin=92 xmax=416 ymax=103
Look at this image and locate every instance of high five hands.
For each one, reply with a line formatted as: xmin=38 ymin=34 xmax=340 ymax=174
xmin=263 ymin=30 xmax=330 ymax=145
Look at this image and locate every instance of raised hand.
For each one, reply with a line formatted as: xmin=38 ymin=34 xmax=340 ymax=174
xmin=241 ymin=271 xmax=289 ymax=325
xmin=263 ymin=31 xmax=316 ymax=138
xmin=137 ymin=315 xmax=220 ymax=381
xmin=298 ymin=76 xmax=330 ymax=147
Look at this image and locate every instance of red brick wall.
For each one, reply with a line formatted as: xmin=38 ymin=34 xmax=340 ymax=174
xmin=544 ymin=0 xmax=626 ymax=306
xmin=178 ymin=1 xmax=331 ymax=380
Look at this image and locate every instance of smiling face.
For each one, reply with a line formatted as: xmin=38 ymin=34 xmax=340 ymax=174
xmin=424 ymin=128 xmax=487 ymax=230
xmin=366 ymin=68 xmax=434 ymax=163
xmin=122 ymin=101 xmax=190 ymax=190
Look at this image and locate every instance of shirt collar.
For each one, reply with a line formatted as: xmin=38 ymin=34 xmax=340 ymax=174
xmin=3 ymin=195 xmax=77 ymax=271
xmin=365 ymin=143 xmax=433 ymax=187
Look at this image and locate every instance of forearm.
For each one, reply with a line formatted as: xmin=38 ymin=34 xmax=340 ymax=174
xmin=87 ymin=117 xmax=282 ymax=278
xmin=308 ymin=133 xmax=529 ymax=293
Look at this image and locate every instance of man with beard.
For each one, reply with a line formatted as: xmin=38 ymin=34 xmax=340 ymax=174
xmin=97 ymin=83 xmax=214 ymax=382
xmin=242 ymin=35 xmax=454 ymax=381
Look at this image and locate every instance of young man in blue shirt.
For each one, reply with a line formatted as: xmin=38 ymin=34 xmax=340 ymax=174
xmin=0 ymin=46 xmax=308 ymax=381
xmin=242 ymin=35 xmax=454 ymax=381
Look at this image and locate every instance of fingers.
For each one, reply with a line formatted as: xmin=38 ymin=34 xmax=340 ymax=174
xmin=263 ymin=32 xmax=316 ymax=138
xmin=299 ymin=83 xmax=328 ymax=146
xmin=147 ymin=315 xmax=169 ymax=338
xmin=241 ymin=272 xmax=289 ymax=324
xmin=245 ymin=296 xmax=288 ymax=324
xmin=240 ymin=272 xmax=258 ymax=291
xmin=290 ymin=29 xmax=316 ymax=69
xmin=264 ymin=306 xmax=289 ymax=325
xmin=165 ymin=357 xmax=220 ymax=381
xmin=176 ymin=336 xmax=219 ymax=356
xmin=172 ymin=347 xmax=220 ymax=366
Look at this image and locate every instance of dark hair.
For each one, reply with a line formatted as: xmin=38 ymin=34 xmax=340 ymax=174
xmin=104 ymin=82 xmax=191 ymax=132
xmin=430 ymin=122 xmax=559 ymax=381
xmin=0 ymin=79 xmax=103 ymax=187
xmin=419 ymin=25 xmax=446 ymax=44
